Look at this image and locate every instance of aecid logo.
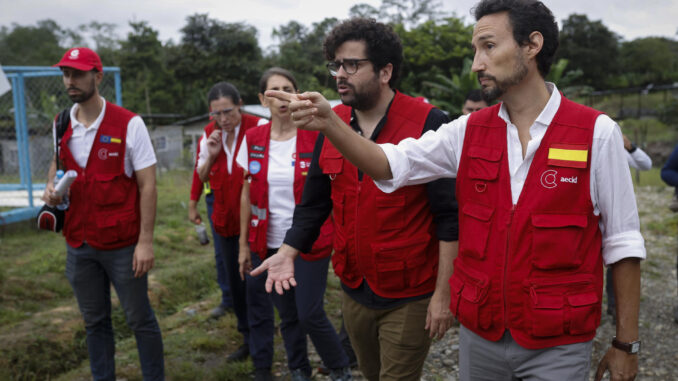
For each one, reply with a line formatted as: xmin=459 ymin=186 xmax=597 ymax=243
xmin=540 ymin=169 xmax=578 ymax=189
xmin=540 ymin=170 xmax=557 ymax=189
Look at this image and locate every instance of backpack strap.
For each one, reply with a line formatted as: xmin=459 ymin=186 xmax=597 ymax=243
xmin=55 ymin=108 xmax=70 ymax=171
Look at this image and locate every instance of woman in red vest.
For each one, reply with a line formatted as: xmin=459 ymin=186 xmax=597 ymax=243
xmin=236 ymin=68 xmax=351 ymax=381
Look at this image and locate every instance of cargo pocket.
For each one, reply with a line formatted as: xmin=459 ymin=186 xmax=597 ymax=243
xmin=531 ymin=214 xmax=587 ymax=269
xmin=96 ymin=212 xmax=137 ymax=244
xmin=524 ymin=275 xmax=598 ymax=337
xmin=93 ymin=173 xmax=128 ymax=206
xmin=372 ymin=236 xmax=432 ymax=292
xmin=376 ymin=195 xmax=406 ymax=231
xmin=459 ymin=202 xmax=494 ymax=260
xmin=467 ymin=145 xmax=502 ymax=181
xmin=448 ymin=263 xmax=492 ymax=330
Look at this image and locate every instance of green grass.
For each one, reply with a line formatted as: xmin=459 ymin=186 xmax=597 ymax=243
xmin=0 ymin=169 xmax=344 ymax=380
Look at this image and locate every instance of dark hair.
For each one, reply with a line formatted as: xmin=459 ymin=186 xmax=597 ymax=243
xmin=259 ymin=67 xmax=298 ymax=94
xmin=207 ymin=81 xmax=241 ymax=104
xmin=473 ymin=0 xmax=559 ymax=78
xmin=323 ymin=18 xmax=402 ymax=88
xmin=465 ymin=89 xmax=485 ymax=102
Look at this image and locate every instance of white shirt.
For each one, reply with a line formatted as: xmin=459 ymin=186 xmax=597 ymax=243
xmin=236 ymin=135 xmax=297 ymax=249
xmin=376 ymin=83 xmax=645 ymax=266
xmin=197 ymin=125 xmax=240 ymax=174
xmin=54 ymin=97 xmax=157 ymax=176
xmin=626 ymin=147 xmax=652 ymax=170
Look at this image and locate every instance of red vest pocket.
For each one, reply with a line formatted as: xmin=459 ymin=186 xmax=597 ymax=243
xmin=531 ymin=213 xmax=588 ymax=270
xmin=467 ymin=145 xmax=502 ymax=181
xmin=92 ymin=173 xmax=130 ymax=207
xmin=459 ymin=202 xmax=494 ymax=260
xmin=448 ymin=262 xmax=492 ymax=330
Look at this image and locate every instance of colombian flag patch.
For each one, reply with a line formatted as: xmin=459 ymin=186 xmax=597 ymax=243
xmin=547 ymin=144 xmax=588 ymax=168
xmin=100 ymin=135 xmax=122 ymax=144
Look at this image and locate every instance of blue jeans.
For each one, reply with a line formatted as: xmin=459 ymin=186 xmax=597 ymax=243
xmin=205 ymin=193 xmax=233 ymax=308
xmin=247 ymin=249 xmax=310 ymax=374
xmin=65 ymin=243 xmax=164 ymax=381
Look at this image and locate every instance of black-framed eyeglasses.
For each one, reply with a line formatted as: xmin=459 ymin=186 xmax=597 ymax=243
xmin=326 ymin=59 xmax=370 ymax=76
xmin=209 ymin=107 xmax=235 ymax=117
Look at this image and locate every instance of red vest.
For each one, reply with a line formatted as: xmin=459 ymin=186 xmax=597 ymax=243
xmin=59 ymin=102 xmax=140 ymax=250
xmin=452 ymin=97 xmax=604 ymax=349
xmin=205 ymin=113 xmax=260 ymax=237
xmin=245 ymin=123 xmax=333 ymax=261
xmin=318 ymin=91 xmax=439 ymax=298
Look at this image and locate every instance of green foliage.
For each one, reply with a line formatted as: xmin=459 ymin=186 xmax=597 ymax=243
xmin=396 ymin=17 xmax=474 ymax=101
xmin=556 ymin=14 xmax=621 ymax=90
xmin=422 ymin=57 xmax=478 ymax=116
xmin=619 ymin=37 xmax=678 ymax=86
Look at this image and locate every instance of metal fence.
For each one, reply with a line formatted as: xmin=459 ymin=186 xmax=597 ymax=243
xmin=0 ymin=66 xmax=121 ymax=225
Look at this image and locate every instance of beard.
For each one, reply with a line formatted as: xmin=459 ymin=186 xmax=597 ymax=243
xmin=338 ymin=73 xmax=381 ymax=111
xmin=478 ymin=52 xmax=528 ymax=103
xmin=67 ymin=79 xmax=97 ymax=104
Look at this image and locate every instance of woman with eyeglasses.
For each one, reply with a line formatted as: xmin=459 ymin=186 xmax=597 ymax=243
xmin=196 ymin=81 xmax=263 ymax=363
xmin=236 ymin=68 xmax=352 ymax=381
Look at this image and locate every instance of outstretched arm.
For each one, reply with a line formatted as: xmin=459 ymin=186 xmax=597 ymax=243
xmin=266 ymin=90 xmax=393 ymax=180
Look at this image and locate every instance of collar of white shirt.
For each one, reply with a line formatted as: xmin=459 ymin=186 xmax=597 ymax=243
xmin=69 ymin=96 xmax=107 ymax=135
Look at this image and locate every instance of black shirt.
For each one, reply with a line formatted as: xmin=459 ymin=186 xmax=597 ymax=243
xmin=283 ymin=99 xmax=459 ymax=309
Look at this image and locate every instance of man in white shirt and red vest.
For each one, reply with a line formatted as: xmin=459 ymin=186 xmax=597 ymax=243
xmin=260 ymin=1 xmax=645 ymax=380
xmin=42 ymin=47 xmax=164 ymax=380
xmin=252 ymin=18 xmax=459 ymax=380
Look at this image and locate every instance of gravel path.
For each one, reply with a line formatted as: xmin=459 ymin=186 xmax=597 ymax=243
xmin=309 ymin=186 xmax=678 ymax=380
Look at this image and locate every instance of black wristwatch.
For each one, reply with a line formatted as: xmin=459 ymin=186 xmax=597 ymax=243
xmin=627 ymin=143 xmax=637 ymax=153
xmin=612 ymin=337 xmax=641 ymax=354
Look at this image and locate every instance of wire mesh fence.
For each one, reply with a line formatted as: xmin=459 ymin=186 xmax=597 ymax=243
xmin=0 ymin=66 xmax=121 ymax=224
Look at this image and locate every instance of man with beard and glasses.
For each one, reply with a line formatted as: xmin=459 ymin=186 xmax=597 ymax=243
xmin=251 ymin=18 xmax=459 ymax=381
xmin=43 ymin=47 xmax=164 ymax=380
xmin=259 ymin=1 xmax=645 ymax=380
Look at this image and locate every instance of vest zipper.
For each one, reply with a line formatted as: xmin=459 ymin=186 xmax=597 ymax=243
xmin=504 ymin=204 xmax=516 ymax=327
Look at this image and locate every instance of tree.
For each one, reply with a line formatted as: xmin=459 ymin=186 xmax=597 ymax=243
xmin=397 ymin=17 xmax=474 ymax=99
xmin=0 ymin=20 xmax=67 ymax=66
xmin=168 ymin=14 xmax=263 ymax=116
xmin=619 ymin=37 xmax=678 ymax=86
xmin=269 ymin=18 xmax=339 ymax=97
xmin=350 ymin=0 xmax=447 ymax=29
xmin=118 ymin=21 xmax=179 ymax=120
xmin=422 ymin=57 xmax=478 ymax=116
xmin=556 ymin=14 xmax=621 ymax=90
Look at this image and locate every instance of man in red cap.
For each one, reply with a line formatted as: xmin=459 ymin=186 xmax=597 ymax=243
xmin=43 ymin=47 xmax=165 ymax=380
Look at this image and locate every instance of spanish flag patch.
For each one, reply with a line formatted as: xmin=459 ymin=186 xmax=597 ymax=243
xmin=547 ymin=144 xmax=588 ymax=168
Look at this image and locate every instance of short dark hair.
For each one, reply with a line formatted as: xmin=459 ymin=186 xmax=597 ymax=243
xmin=323 ymin=18 xmax=402 ymax=88
xmin=465 ymin=89 xmax=485 ymax=102
xmin=207 ymin=81 xmax=241 ymax=105
xmin=473 ymin=0 xmax=559 ymax=78
xmin=259 ymin=67 xmax=298 ymax=94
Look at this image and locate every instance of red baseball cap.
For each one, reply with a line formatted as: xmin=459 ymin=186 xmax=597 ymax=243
xmin=53 ymin=47 xmax=103 ymax=72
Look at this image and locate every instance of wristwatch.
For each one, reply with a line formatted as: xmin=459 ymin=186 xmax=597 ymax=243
xmin=612 ymin=337 xmax=641 ymax=354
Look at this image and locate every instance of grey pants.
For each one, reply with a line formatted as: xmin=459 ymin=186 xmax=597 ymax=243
xmin=459 ymin=326 xmax=592 ymax=381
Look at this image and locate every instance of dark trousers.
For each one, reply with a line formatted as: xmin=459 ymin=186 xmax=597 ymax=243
xmin=247 ymin=249 xmax=310 ymax=374
xmin=205 ymin=193 xmax=233 ymax=308
xmin=213 ymin=233 xmax=249 ymax=345
xmin=295 ymin=255 xmax=349 ymax=370
xmin=66 ymin=243 xmax=164 ymax=381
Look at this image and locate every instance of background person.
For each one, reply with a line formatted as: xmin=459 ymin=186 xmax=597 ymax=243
xmin=196 ymin=82 xmax=261 ymax=362
xmin=43 ymin=47 xmax=164 ymax=380
xmin=461 ymin=89 xmax=489 ymax=115
xmin=237 ymin=67 xmax=351 ymax=381
xmin=660 ymin=143 xmax=678 ymax=324
xmin=188 ymin=136 xmax=234 ymax=319
xmin=253 ymin=18 xmax=459 ymax=381
xmin=261 ymin=1 xmax=645 ymax=379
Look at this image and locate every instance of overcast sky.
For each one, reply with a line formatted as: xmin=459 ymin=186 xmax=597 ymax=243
xmin=1 ymin=0 xmax=676 ymax=52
